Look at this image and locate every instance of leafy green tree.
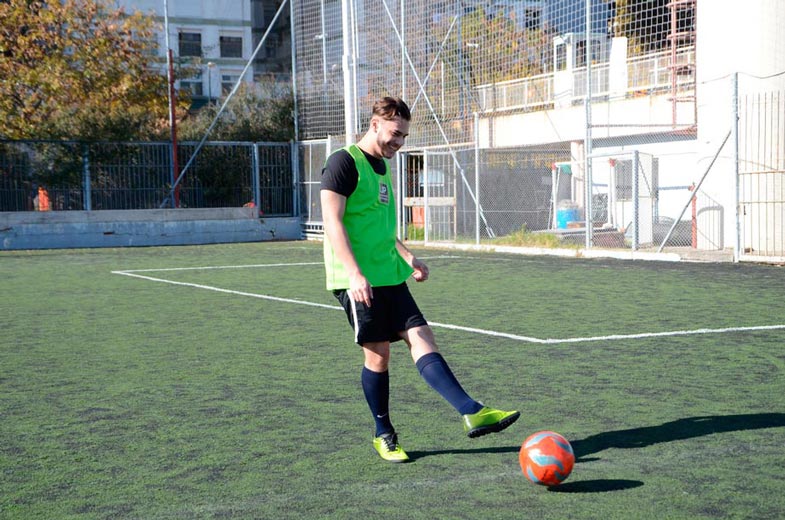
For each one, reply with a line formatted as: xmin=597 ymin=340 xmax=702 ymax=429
xmin=178 ymin=81 xmax=294 ymax=142
xmin=611 ymin=0 xmax=693 ymax=57
xmin=0 ymin=0 xmax=172 ymax=140
xmin=434 ymin=7 xmax=554 ymax=90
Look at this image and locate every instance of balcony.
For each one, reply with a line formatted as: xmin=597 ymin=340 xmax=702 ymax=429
xmin=475 ymin=46 xmax=696 ymax=113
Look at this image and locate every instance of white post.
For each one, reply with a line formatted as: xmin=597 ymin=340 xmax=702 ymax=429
xmin=474 ymin=112 xmax=481 ymax=244
xmin=424 ymin=151 xmax=430 ymax=244
xmin=341 ymin=0 xmax=355 ymax=145
xmin=319 ymin=0 xmax=327 ymax=84
xmin=732 ymin=72 xmax=740 ymax=262
xmin=584 ymin=0 xmax=593 ymax=248
xmin=401 ymin=0 xmax=405 ymax=100
xmin=397 ymin=152 xmax=404 ymax=239
xmin=290 ymin=0 xmax=299 ymax=142
xmin=632 ymin=150 xmax=640 ymax=250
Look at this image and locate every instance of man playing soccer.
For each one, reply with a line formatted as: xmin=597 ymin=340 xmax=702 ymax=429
xmin=321 ymin=96 xmax=519 ymax=463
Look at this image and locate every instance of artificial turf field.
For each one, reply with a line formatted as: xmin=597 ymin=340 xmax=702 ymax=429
xmin=2 ymin=240 xmax=784 ymax=519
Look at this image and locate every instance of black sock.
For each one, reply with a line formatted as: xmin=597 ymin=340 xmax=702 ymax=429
xmin=361 ymin=367 xmax=395 ymax=437
xmin=415 ymin=352 xmax=483 ymax=415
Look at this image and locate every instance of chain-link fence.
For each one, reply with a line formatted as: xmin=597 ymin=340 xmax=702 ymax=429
xmin=0 ymin=141 xmax=296 ymax=216
xmin=291 ymin=1 xmax=784 ymax=262
xmin=292 ymin=1 xmax=704 ymax=249
xmin=291 ymin=1 xmax=696 ymax=141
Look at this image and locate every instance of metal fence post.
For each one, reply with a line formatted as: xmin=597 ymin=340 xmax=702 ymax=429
xmin=396 ymin=151 xmax=403 ymax=240
xmin=732 ymin=72 xmax=740 ymax=263
xmin=424 ymin=150 xmax=429 ymax=243
xmin=632 ymin=150 xmax=640 ymax=251
xmin=252 ymin=143 xmax=261 ymax=215
xmin=82 ymin=144 xmax=92 ymax=211
xmin=291 ymin=140 xmax=300 ymax=217
xmin=474 ymin=112 xmax=480 ymax=245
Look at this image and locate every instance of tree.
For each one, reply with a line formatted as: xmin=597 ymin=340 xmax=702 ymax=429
xmin=457 ymin=7 xmax=553 ymax=88
xmin=0 ymin=0 xmax=172 ymax=140
xmin=611 ymin=0 xmax=693 ymax=57
xmin=178 ymin=80 xmax=294 ymax=142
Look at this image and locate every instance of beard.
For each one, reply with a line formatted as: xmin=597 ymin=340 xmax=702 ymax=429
xmin=376 ymin=136 xmax=397 ymax=158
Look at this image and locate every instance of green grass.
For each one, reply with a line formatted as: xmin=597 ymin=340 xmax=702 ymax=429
xmin=487 ymin=225 xmax=570 ymax=248
xmin=2 ymin=241 xmax=785 ymax=519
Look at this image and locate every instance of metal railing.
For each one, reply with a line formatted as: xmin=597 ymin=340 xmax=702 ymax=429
xmin=0 ymin=140 xmax=296 ymax=216
xmin=475 ymin=47 xmax=696 ymax=112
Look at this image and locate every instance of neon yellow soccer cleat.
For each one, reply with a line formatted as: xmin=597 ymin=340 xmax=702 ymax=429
xmin=463 ymin=407 xmax=521 ymax=438
xmin=372 ymin=432 xmax=410 ymax=463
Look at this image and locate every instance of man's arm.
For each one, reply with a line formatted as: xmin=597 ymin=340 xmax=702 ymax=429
xmin=395 ymin=238 xmax=429 ymax=282
xmin=321 ymin=189 xmax=374 ymax=306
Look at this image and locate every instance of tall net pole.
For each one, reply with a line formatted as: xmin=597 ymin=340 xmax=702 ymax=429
xmin=163 ymin=0 xmax=179 ymax=208
xmin=584 ymin=0 xmax=593 ymax=248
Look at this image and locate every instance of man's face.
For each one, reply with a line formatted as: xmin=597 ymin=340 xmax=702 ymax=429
xmin=373 ymin=116 xmax=410 ymax=159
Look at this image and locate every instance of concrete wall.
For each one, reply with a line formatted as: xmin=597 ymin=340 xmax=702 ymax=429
xmin=478 ymin=93 xmax=695 ymax=149
xmin=697 ymin=0 xmax=785 ymax=252
xmin=0 ymin=208 xmax=302 ymax=250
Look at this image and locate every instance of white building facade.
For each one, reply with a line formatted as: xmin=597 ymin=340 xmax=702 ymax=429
xmin=117 ymin=0 xmax=256 ymax=103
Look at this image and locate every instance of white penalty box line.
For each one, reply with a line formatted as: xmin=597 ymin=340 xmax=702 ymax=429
xmin=111 ymin=260 xmax=785 ymax=345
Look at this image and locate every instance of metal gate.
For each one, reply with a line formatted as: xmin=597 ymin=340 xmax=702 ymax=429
xmin=739 ymin=90 xmax=785 ymax=262
xmin=400 ymin=150 xmax=460 ymax=242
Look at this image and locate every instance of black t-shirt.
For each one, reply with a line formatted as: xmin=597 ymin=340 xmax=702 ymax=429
xmin=320 ymin=148 xmax=387 ymax=197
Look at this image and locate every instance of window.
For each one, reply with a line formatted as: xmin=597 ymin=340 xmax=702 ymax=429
xmin=180 ymin=73 xmax=203 ymax=97
xmin=264 ymin=40 xmax=277 ymax=58
xmin=525 ymin=8 xmax=541 ymax=31
xmin=615 ymin=160 xmax=633 ymax=201
xmin=178 ymin=32 xmax=201 ymax=57
xmin=555 ymin=43 xmax=567 ymax=71
xmin=221 ymin=74 xmax=240 ymax=94
xmin=575 ymin=40 xmax=586 ymax=68
xmin=220 ymin=36 xmax=243 ymax=58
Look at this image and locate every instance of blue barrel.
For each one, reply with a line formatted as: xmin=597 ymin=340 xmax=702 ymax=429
xmin=556 ymin=207 xmax=579 ymax=229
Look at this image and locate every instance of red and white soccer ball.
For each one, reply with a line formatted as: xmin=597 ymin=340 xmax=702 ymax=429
xmin=519 ymin=431 xmax=575 ymax=486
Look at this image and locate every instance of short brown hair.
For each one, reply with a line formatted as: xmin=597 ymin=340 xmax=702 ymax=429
xmin=372 ymin=97 xmax=411 ymax=122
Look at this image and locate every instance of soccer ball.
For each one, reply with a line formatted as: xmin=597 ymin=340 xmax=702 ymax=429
xmin=519 ymin=431 xmax=575 ymax=486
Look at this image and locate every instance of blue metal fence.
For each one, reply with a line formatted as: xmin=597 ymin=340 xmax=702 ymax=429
xmin=0 ymin=140 xmax=296 ymax=216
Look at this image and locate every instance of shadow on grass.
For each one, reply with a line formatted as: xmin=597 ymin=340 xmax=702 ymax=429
xmin=547 ymin=479 xmax=644 ymax=493
xmin=571 ymin=413 xmax=785 ymax=461
xmin=407 ymin=413 xmax=785 ymax=493
xmin=409 ymin=413 xmax=785 ymax=462
xmin=406 ymin=446 xmax=519 ymax=460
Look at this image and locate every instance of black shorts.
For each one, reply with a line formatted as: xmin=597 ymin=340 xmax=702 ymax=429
xmin=333 ymin=283 xmax=428 ymax=345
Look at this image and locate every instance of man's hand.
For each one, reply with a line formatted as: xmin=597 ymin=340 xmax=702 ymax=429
xmin=349 ymin=271 xmax=373 ymax=306
xmin=411 ymin=257 xmax=429 ymax=282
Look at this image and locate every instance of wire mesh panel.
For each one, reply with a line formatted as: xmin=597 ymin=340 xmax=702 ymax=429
xmin=0 ymin=141 xmax=85 ymax=211
xmin=479 ymin=146 xmax=569 ymax=239
xmin=291 ymin=0 xmax=345 ymax=140
xmin=421 ymin=151 xmax=457 ymax=242
xmin=401 ymin=147 xmax=473 ymax=242
xmin=257 ymin=143 xmax=295 ymax=216
xmin=292 ymin=1 xmax=696 ymax=136
xmin=401 ymin=145 xmax=571 ymax=244
xmin=739 ymin=90 xmax=785 ymax=260
xmin=298 ymin=139 xmax=329 ymax=225
xmin=0 ymin=141 xmax=298 ymax=213
xmin=587 ymin=149 xmax=699 ymax=251
xmin=285 ymin=1 xmax=780 ymax=263
xmin=0 ymin=142 xmax=38 ymax=212
xmin=88 ymin=142 xmax=171 ymax=210
xmin=176 ymin=142 xmax=255 ymax=209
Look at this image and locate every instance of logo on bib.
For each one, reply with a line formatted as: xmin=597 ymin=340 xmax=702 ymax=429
xmin=379 ymin=182 xmax=389 ymax=204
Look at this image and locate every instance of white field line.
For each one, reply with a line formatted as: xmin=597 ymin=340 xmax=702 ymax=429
xmin=112 ymin=270 xmax=339 ymax=310
xmin=112 ymin=262 xmax=785 ymax=345
xmin=117 ymin=262 xmax=324 ymax=273
xmin=535 ymin=324 xmax=785 ymax=345
xmin=115 ymin=256 xmax=463 ymax=274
